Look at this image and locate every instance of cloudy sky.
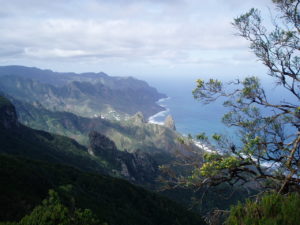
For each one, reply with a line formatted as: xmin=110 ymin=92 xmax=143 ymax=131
xmin=0 ymin=0 xmax=274 ymax=78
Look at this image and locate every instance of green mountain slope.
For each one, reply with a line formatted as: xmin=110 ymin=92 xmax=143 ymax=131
xmin=0 ymin=96 xmax=163 ymax=186
xmin=11 ymin=97 xmax=199 ymax=165
xmin=0 ymin=96 xmax=106 ymax=174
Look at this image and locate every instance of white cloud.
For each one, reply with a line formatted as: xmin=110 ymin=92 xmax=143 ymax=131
xmin=0 ymin=0 xmax=274 ymax=75
xmin=24 ymin=48 xmax=91 ymax=58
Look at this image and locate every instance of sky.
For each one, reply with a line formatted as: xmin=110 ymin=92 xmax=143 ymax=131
xmin=0 ymin=0 xmax=275 ymax=79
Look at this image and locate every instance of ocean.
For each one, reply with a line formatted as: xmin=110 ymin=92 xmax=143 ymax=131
xmin=144 ymin=75 xmax=298 ymax=142
xmin=145 ymin=75 xmax=234 ymax=139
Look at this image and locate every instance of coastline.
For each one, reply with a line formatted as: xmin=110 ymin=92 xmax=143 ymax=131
xmin=148 ymin=97 xmax=216 ymax=153
xmin=192 ymin=140 xmax=216 ymax=153
xmin=148 ymin=97 xmax=171 ymax=125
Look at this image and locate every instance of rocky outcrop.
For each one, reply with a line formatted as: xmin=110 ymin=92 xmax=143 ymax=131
xmin=88 ymin=130 xmax=117 ymax=156
xmin=164 ymin=115 xmax=176 ymax=131
xmin=0 ymin=96 xmax=19 ymax=129
xmin=121 ymin=149 xmax=158 ymax=183
xmin=131 ymin=112 xmax=146 ymax=124
xmin=88 ymin=131 xmax=158 ymax=185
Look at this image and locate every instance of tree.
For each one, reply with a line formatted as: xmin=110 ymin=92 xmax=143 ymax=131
xmin=0 ymin=188 xmax=104 ymax=225
xmin=163 ymin=0 xmax=300 ymax=194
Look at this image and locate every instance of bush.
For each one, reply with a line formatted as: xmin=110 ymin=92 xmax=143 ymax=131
xmin=0 ymin=189 xmax=103 ymax=225
xmin=226 ymin=192 xmax=300 ymax=225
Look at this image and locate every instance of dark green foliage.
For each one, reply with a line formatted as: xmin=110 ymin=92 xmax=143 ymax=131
xmin=226 ymin=192 xmax=300 ymax=225
xmin=0 ymin=96 xmax=12 ymax=109
xmin=162 ymin=184 xmax=255 ymax=218
xmin=0 ymin=189 xmax=102 ymax=225
xmin=0 ymin=95 xmax=131 ymax=176
xmin=0 ymin=121 xmax=107 ymax=174
xmin=0 ymin=154 xmax=206 ymax=225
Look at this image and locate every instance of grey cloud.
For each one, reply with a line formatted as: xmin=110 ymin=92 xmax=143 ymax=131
xmin=0 ymin=46 xmax=24 ymax=57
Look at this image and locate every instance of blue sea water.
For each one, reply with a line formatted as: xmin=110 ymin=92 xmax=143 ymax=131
xmin=144 ymin=75 xmax=298 ymax=141
xmin=145 ymin=75 xmax=234 ymax=138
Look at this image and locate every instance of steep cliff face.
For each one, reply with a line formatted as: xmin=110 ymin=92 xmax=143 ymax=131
xmin=88 ymin=131 xmax=159 ymax=185
xmin=125 ymin=149 xmax=158 ymax=182
xmin=89 ymin=130 xmax=117 ymax=154
xmin=0 ymin=96 xmax=19 ymax=129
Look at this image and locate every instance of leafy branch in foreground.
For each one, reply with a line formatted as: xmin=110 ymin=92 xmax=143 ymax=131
xmin=162 ymin=0 xmax=300 ymax=195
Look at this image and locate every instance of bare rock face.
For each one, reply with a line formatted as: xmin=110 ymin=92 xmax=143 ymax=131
xmin=120 ymin=161 xmax=131 ymax=178
xmin=88 ymin=130 xmax=158 ymax=185
xmin=131 ymin=112 xmax=145 ymax=124
xmin=121 ymin=149 xmax=158 ymax=183
xmin=0 ymin=96 xmax=19 ymax=129
xmin=164 ymin=115 xmax=176 ymax=131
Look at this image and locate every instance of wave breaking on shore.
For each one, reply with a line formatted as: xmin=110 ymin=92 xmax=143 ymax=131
xmin=148 ymin=97 xmax=171 ymax=125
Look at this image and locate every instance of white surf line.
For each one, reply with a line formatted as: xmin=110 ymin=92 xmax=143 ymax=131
xmin=193 ymin=140 xmax=217 ymax=153
xmin=193 ymin=139 xmax=280 ymax=170
xmin=148 ymin=97 xmax=171 ymax=125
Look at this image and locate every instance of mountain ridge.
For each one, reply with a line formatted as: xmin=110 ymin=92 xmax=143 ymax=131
xmin=0 ymin=65 xmax=166 ymax=119
xmin=9 ymin=96 xmax=202 ymax=167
